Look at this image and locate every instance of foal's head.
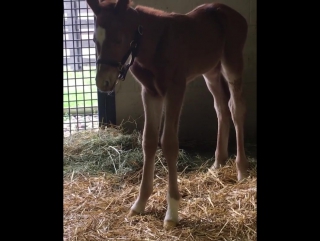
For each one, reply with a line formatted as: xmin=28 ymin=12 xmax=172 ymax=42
xmin=86 ymin=0 xmax=138 ymax=92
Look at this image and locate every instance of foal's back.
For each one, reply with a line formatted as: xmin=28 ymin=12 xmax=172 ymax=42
xmin=162 ymin=3 xmax=247 ymax=79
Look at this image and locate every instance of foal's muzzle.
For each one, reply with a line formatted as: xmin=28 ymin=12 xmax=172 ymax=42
xmin=95 ymin=66 xmax=119 ymax=92
xmin=96 ymin=59 xmax=128 ymax=81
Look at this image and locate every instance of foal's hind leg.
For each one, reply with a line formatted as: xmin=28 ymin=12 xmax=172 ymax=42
xmin=215 ymin=8 xmax=249 ymax=180
xmin=221 ymin=54 xmax=249 ymax=181
xmin=203 ymin=65 xmax=231 ymax=168
xmin=129 ymin=88 xmax=163 ymax=216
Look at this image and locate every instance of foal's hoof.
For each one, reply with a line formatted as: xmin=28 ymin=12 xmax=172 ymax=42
xmin=128 ymin=209 xmax=140 ymax=217
xmin=237 ymin=170 xmax=249 ymax=181
xmin=210 ymin=162 xmax=225 ymax=170
xmin=163 ymin=220 xmax=177 ymax=230
xmin=236 ymin=162 xmax=250 ymax=181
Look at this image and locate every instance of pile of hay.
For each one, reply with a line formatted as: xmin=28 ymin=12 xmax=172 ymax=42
xmin=64 ymin=128 xmax=205 ymax=176
xmin=64 ymin=128 xmax=257 ymax=241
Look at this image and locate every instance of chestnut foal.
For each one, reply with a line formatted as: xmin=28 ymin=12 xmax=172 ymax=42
xmin=86 ymin=0 xmax=249 ymax=229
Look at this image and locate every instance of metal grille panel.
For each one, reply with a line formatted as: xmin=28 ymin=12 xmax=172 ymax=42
xmin=63 ymin=0 xmax=98 ymax=136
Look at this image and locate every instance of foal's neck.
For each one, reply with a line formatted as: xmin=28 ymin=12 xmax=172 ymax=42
xmin=134 ymin=6 xmax=170 ymax=68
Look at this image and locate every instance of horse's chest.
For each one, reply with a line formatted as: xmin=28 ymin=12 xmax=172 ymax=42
xmin=130 ymin=62 xmax=167 ymax=97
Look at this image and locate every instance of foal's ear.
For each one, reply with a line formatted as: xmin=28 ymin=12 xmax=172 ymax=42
xmin=86 ymin=0 xmax=101 ymax=16
xmin=114 ymin=0 xmax=131 ymax=14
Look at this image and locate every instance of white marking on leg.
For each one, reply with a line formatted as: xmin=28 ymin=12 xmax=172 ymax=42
xmin=130 ymin=199 xmax=146 ymax=214
xmin=165 ymin=196 xmax=180 ymax=223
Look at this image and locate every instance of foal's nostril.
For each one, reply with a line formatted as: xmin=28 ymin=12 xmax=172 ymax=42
xmin=104 ymin=81 xmax=109 ymax=87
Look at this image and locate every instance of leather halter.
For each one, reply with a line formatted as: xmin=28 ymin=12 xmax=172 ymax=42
xmin=96 ymin=25 xmax=143 ymax=81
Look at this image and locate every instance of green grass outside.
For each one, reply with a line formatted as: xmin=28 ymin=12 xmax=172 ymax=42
xmin=63 ymin=67 xmax=98 ymax=109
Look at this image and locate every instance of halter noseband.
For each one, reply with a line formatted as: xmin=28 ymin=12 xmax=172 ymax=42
xmin=96 ymin=25 xmax=143 ymax=81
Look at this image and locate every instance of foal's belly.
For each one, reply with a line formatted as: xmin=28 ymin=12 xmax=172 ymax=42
xmin=181 ymin=17 xmax=225 ymax=77
xmin=183 ymin=39 xmax=224 ymax=79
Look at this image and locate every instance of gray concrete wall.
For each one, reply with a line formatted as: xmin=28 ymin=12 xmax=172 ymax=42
xmin=115 ymin=0 xmax=257 ymax=146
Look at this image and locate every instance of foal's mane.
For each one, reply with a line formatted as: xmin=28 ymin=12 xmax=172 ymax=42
xmin=98 ymin=0 xmax=168 ymax=17
xmin=135 ymin=5 xmax=169 ymax=17
xmin=98 ymin=0 xmax=135 ymax=8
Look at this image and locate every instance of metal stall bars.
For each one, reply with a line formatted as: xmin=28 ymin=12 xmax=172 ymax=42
xmin=63 ymin=0 xmax=116 ymax=137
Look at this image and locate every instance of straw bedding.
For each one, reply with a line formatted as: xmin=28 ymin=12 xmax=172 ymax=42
xmin=64 ymin=128 xmax=256 ymax=241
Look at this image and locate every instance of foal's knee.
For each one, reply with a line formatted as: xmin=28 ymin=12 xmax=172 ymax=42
xmin=160 ymin=131 xmax=179 ymax=159
xmin=142 ymin=130 xmax=159 ymax=155
xmin=215 ymin=104 xmax=231 ymax=123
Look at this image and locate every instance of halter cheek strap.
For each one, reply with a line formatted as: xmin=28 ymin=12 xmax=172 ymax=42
xmin=96 ymin=25 xmax=143 ymax=81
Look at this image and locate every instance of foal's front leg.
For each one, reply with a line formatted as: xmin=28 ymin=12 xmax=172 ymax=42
xmin=129 ymin=88 xmax=163 ymax=216
xmin=161 ymin=82 xmax=186 ymax=230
